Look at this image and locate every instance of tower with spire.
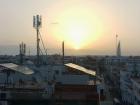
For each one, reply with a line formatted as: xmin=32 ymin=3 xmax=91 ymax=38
xmin=117 ymin=41 xmax=121 ymax=57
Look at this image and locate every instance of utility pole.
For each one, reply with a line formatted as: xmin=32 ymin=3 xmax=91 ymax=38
xmin=62 ymin=41 xmax=64 ymax=65
xmin=33 ymin=15 xmax=42 ymax=67
xmin=116 ymin=34 xmax=118 ymax=56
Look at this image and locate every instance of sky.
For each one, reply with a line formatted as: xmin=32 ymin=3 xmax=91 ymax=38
xmin=0 ymin=0 xmax=140 ymax=55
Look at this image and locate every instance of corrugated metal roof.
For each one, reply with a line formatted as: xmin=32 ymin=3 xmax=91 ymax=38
xmin=0 ymin=63 xmax=34 ymax=75
xmin=65 ymin=63 xmax=96 ymax=76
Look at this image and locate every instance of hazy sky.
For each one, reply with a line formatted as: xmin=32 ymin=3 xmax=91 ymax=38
xmin=0 ymin=0 xmax=140 ymax=55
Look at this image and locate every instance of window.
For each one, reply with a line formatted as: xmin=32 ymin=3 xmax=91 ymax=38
xmin=55 ymin=70 xmax=59 ymax=75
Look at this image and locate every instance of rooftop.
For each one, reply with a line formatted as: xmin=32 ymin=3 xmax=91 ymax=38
xmin=0 ymin=63 xmax=34 ymax=75
xmin=65 ymin=63 xmax=96 ymax=76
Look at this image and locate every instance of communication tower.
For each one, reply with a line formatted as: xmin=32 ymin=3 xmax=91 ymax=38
xmin=33 ymin=15 xmax=42 ymax=67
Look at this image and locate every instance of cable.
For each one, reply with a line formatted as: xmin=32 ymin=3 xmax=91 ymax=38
xmin=38 ymin=31 xmax=47 ymax=55
xmin=39 ymin=47 xmax=43 ymax=56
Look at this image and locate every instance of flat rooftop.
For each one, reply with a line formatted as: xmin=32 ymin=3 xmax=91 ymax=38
xmin=65 ymin=63 xmax=96 ymax=76
xmin=0 ymin=63 xmax=34 ymax=75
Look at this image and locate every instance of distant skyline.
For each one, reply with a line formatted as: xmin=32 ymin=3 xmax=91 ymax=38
xmin=0 ymin=0 xmax=140 ymax=55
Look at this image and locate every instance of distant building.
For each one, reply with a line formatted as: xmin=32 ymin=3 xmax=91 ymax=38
xmin=120 ymin=64 xmax=134 ymax=105
xmin=131 ymin=78 xmax=140 ymax=105
xmin=120 ymin=63 xmax=140 ymax=105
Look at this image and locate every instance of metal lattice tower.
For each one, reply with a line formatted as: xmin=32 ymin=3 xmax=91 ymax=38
xmin=33 ymin=15 xmax=42 ymax=67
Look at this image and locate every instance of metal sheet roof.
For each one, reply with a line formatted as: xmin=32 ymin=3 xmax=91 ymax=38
xmin=65 ymin=63 xmax=96 ymax=76
xmin=0 ymin=63 xmax=34 ymax=75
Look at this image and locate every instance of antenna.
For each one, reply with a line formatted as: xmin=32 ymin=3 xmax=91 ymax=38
xmin=33 ymin=15 xmax=42 ymax=67
xmin=19 ymin=42 xmax=26 ymax=64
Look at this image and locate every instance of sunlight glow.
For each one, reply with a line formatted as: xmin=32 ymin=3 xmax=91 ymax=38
xmin=50 ymin=6 xmax=104 ymax=49
xmin=66 ymin=22 xmax=88 ymax=50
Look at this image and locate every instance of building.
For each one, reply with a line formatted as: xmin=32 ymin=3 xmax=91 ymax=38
xmin=0 ymin=63 xmax=46 ymax=101
xmin=120 ymin=65 xmax=134 ymax=105
xmin=120 ymin=63 xmax=140 ymax=105
xmin=131 ymin=78 xmax=140 ymax=105
xmin=51 ymin=63 xmax=106 ymax=105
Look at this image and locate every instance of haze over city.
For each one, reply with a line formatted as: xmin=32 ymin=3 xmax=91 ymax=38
xmin=0 ymin=0 xmax=140 ymax=55
xmin=1 ymin=1 xmax=140 ymax=105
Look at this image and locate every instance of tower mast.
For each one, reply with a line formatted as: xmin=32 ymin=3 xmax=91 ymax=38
xmin=33 ymin=15 xmax=42 ymax=67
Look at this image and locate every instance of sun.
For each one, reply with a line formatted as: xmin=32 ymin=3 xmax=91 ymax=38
xmin=65 ymin=22 xmax=88 ymax=50
xmin=51 ymin=7 xmax=103 ymax=50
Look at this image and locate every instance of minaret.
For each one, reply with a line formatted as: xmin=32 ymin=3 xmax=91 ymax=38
xmin=117 ymin=41 xmax=121 ymax=57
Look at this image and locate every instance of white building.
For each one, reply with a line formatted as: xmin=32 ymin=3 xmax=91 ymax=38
xmin=120 ymin=63 xmax=140 ymax=105
xmin=131 ymin=78 xmax=140 ymax=105
xmin=120 ymin=68 xmax=134 ymax=105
